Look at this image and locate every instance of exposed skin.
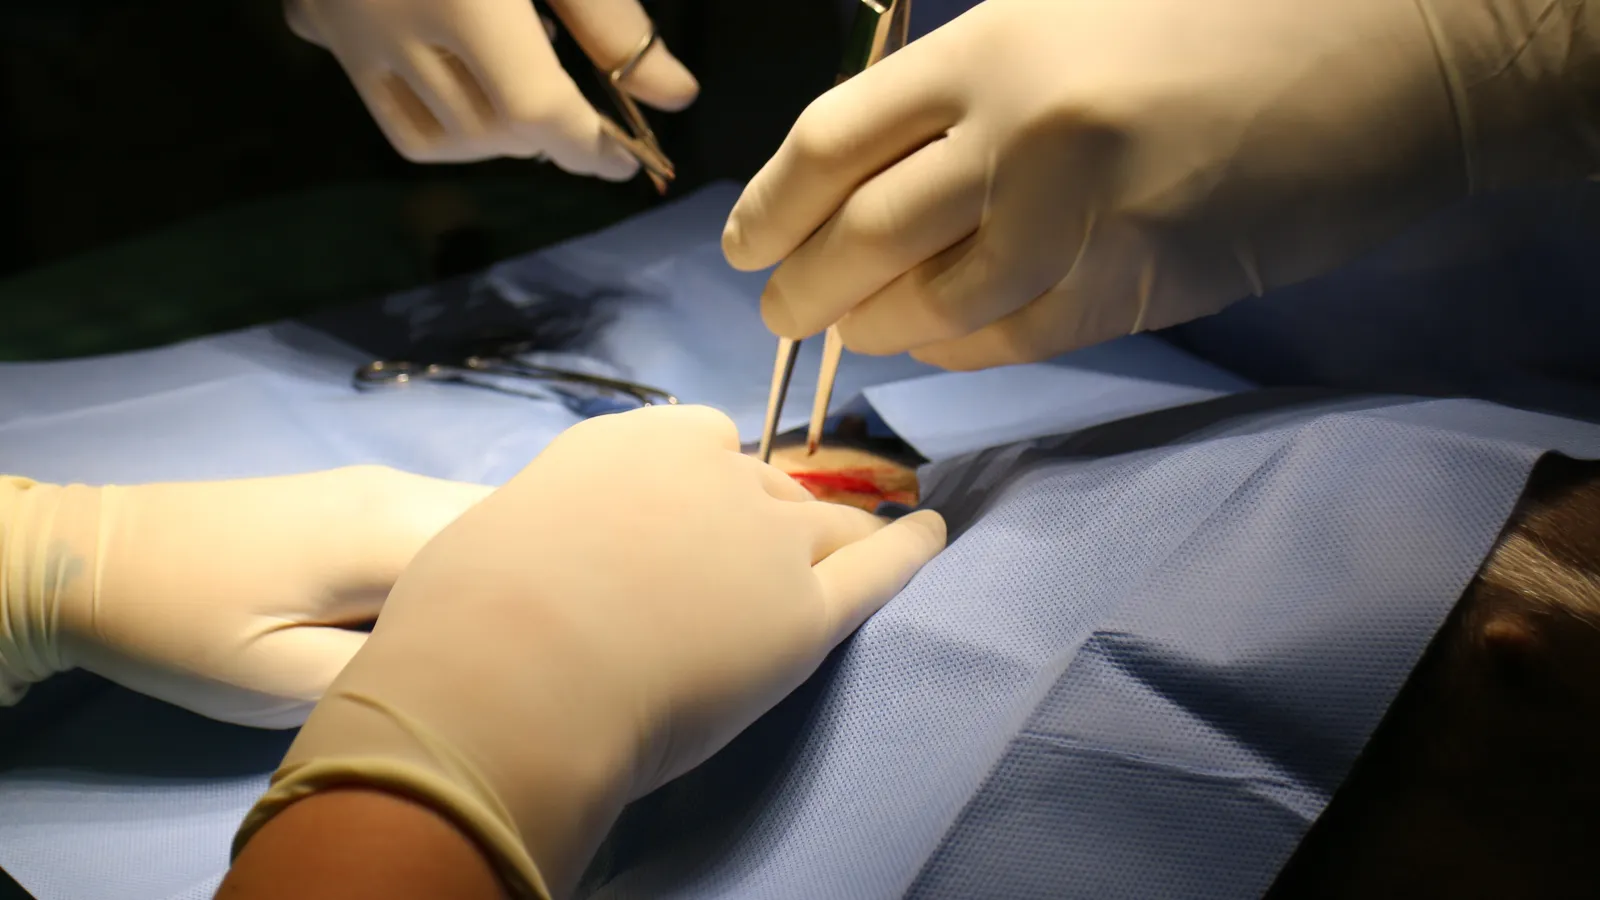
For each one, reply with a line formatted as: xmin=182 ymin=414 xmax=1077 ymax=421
xmin=764 ymin=441 xmax=918 ymax=510
xmin=219 ymin=788 xmax=509 ymax=900
xmin=751 ymin=414 xmax=923 ymax=512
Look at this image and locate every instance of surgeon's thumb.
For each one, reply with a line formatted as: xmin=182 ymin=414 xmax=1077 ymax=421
xmin=815 ymin=509 xmax=947 ymax=645
xmin=548 ymin=0 xmax=699 ymax=112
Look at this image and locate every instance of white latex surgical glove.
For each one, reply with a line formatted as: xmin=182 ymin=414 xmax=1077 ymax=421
xmin=285 ymin=0 xmax=699 ymax=173
xmin=232 ymin=405 xmax=946 ymax=899
xmin=0 ymin=468 xmax=490 ymax=729
xmin=724 ymin=0 xmax=1600 ymax=371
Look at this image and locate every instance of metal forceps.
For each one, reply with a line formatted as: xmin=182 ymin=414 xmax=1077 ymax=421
xmin=757 ymin=0 xmax=913 ymax=463
xmin=354 ymin=348 xmax=678 ymax=413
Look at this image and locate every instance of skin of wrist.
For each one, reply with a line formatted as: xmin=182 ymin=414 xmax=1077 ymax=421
xmin=3 ymin=481 xmax=103 ymax=681
xmin=221 ymin=786 xmax=511 ymax=900
xmin=282 ymin=632 xmax=637 ymax=897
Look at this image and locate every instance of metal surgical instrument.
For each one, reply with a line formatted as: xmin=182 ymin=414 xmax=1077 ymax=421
xmin=756 ymin=0 xmax=913 ymax=463
xmin=544 ymin=5 xmax=675 ymax=195
xmin=354 ymin=350 xmax=678 ymax=412
xmin=530 ymin=2 xmax=674 ymax=192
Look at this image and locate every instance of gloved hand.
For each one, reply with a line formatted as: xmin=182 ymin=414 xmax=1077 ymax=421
xmin=285 ymin=0 xmax=699 ymax=172
xmin=0 ymin=467 xmax=490 ymax=728
xmin=232 ymin=405 xmax=946 ymax=898
xmin=724 ymin=0 xmax=1600 ymax=371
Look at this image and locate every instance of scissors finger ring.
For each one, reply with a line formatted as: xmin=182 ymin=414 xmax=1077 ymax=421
xmin=608 ymin=27 xmax=658 ymax=85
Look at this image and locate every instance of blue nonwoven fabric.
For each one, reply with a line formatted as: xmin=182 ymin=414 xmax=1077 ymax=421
xmin=0 ymin=183 xmax=940 ymax=484
xmin=0 ymin=182 xmax=1254 ymax=900
xmin=0 ymin=323 xmax=583 ymax=488
xmin=0 ymin=173 xmax=1595 ymax=900
xmin=302 ymin=184 xmax=944 ymax=441
xmin=864 ymin=334 xmax=1253 ymax=461
xmin=9 ymin=391 xmax=1595 ymax=900
xmin=1168 ymin=184 xmax=1600 ymax=423
xmin=582 ymin=393 xmax=1600 ymax=900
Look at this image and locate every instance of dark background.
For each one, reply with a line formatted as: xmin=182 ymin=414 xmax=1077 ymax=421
xmin=0 ymin=0 xmax=844 ymax=359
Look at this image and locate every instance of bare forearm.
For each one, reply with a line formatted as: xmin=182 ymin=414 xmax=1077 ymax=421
xmin=219 ymin=788 xmax=510 ymax=900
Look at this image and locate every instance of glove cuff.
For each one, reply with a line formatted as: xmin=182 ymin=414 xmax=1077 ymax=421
xmin=0 ymin=479 xmax=100 ymax=702
xmin=233 ymin=690 xmax=555 ymax=900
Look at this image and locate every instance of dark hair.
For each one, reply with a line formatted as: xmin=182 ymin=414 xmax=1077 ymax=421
xmin=1268 ymin=453 xmax=1600 ymax=898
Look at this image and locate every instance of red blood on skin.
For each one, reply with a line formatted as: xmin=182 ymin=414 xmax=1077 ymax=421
xmin=787 ymin=469 xmax=885 ymax=497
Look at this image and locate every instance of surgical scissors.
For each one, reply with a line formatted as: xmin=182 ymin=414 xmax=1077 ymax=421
xmin=536 ymin=3 xmax=675 ymax=194
xmin=757 ymin=0 xmax=914 ymax=463
xmin=594 ymin=27 xmax=676 ymax=195
xmin=355 ymin=350 xmax=677 ymax=414
xmin=530 ymin=3 xmax=674 ymax=192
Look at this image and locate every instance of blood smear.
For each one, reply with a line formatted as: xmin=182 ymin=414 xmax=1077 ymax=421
xmin=787 ymin=468 xmax=887 ymax=498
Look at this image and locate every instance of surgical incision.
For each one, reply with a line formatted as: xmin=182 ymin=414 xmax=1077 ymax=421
xmin=750 ymin=416 xmax=923 ymax=512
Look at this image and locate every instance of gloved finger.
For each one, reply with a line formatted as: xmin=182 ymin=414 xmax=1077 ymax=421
xmin=761 ymin=134 xmax=984 ymax=341
xmin=838 ymin=123 xmax=1111 ymax=357
xmin=623 ymin=403 xmax=743 ymax=451
xmin=364 ymin=472 xmax=495 ymax=579
xmin=75 ymin=624 xmax=369 ymax=730
xmin=831 ymin=232 xmax=1031 ymax=356
xmin=907 ymin=284 xmax=1109 ymax=371
xmin=386 ymin=65 xmax=476 ymax=155
xmin=812 ymin=509 xmax=946 ymax=645
xmin=434 ymin=49 xmax=533 ymax=160
xmin=77 ymin=664 xmax=320 ymax=731
xmin=284 ymin=1 xmax=325 ymax=47
xmin=221 ymin=626 xmax=372 ymax=728
xmin=730 ymin=453 xmax=815 ymax=503
xmin=391 ymin=44 xmax=498 ymax=143
xmin=289 ymin=5 xmax=453 ymax=161
xmin=349 ymin=69 xmax=446 ymax=162
xmin=907 ymin=226 xmax=1152 ymax=371
xmin=796 ymin=498 xmax=889 ymax=565
xmin=546 ymin=0 xmax=699 ymax=112
xmin=722 ymin=47 xmax=961 ymax=273
xmin=440 ymin=3 xmax=639 ymax=179
xmin=414 ymin=140 xmax=508 ymax=165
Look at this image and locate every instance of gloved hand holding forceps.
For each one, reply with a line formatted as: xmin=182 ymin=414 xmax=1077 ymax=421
xmin=725 ymin=0 xmax=1600 ymax=371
